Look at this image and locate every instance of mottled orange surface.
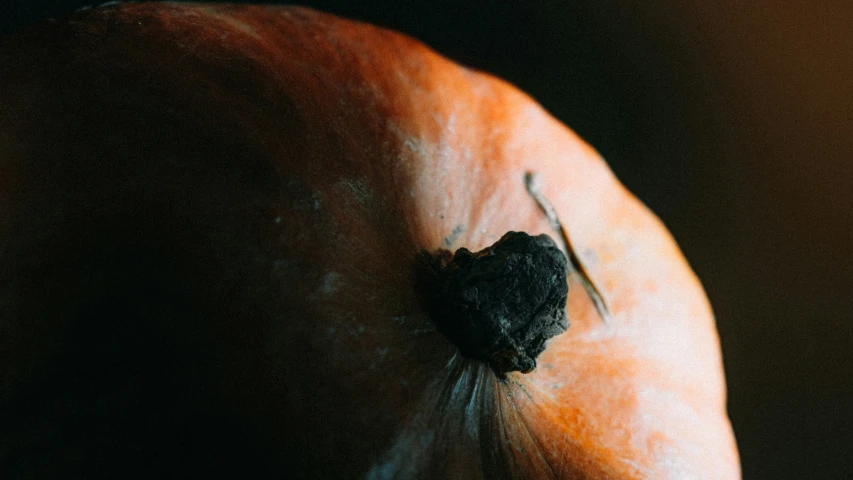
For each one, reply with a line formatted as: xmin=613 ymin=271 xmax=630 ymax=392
xmin=0 ymin=3 xmax=739 ymax=478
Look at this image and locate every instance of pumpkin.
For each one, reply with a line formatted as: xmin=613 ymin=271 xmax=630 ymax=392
xmin=0 ymin=3 xmax=740 ymax=478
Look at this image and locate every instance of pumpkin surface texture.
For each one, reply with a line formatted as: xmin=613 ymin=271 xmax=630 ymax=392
xmin=0 ymin=3 xmax=740 ymax=479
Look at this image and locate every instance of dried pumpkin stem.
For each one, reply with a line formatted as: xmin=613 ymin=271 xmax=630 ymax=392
xmin=420 ymin=173 xmax=609 ymax=376
xmin=423 ymin=232 xmax=570 ymax=376
xmin=524 ymin=171 xmax=611 ymax=324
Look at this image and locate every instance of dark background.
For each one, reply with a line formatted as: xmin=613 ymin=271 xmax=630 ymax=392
xmin=3 ymin=1 xmax=851 ymax=478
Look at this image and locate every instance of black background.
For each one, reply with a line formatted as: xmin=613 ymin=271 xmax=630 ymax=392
xmin=3 ymin=1 xmax=852 ymax=478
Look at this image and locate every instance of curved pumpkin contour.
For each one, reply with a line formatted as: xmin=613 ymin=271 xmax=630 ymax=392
xmin=0 ymin=3 xmax=740 ymax=479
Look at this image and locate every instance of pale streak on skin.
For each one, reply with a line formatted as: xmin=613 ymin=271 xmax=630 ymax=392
xmin=524 ymin=171 xmax=612 ymax=324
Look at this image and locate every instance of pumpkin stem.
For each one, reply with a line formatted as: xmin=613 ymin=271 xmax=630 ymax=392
xmin=422 ymin=232 xmax=569 ymax=375
xmin=524 ymin=171 xmax=611 ymax=324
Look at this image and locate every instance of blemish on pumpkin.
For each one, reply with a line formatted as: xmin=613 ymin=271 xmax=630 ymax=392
xmin=446 ymin=113 xmax=457 ymax=133
xmin=442 ymin=224 xmax=465 ymax=248
xmin=293 ymin=191 xmax=323 ymax=212
xmin=582 ymin=247 xmax=599 ymax=266
xmin=387 ymin=120 xmax=427 ymax=156
xmin=319 ymin=271 xmax=341 ymax=293
xmin=337 ymin=178 xmax=374 ymax=211
xmin=403 ymin=138 xmax=424 ymax=154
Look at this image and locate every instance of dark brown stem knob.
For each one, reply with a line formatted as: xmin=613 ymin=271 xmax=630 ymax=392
xmin=429 ymin=231 xmax=569 ymax=375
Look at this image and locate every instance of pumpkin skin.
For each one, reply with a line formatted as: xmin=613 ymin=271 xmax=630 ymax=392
xmin=0 ymin=3 xmax=740 ymax=479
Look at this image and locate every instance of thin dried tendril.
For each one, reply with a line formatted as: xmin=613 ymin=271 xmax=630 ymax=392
xmin=524 ymin=171 xmax=611 ymax=324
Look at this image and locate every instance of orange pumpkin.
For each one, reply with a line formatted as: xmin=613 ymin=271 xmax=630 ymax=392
xmin=0 ymin=3 xmax=740 ymax=478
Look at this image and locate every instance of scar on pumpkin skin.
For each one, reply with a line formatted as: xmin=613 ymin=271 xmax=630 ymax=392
xmin=524 ymin=171 xmax=611 ymax=324
xmin=443 ymin=224 xmax=465 ymax=248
